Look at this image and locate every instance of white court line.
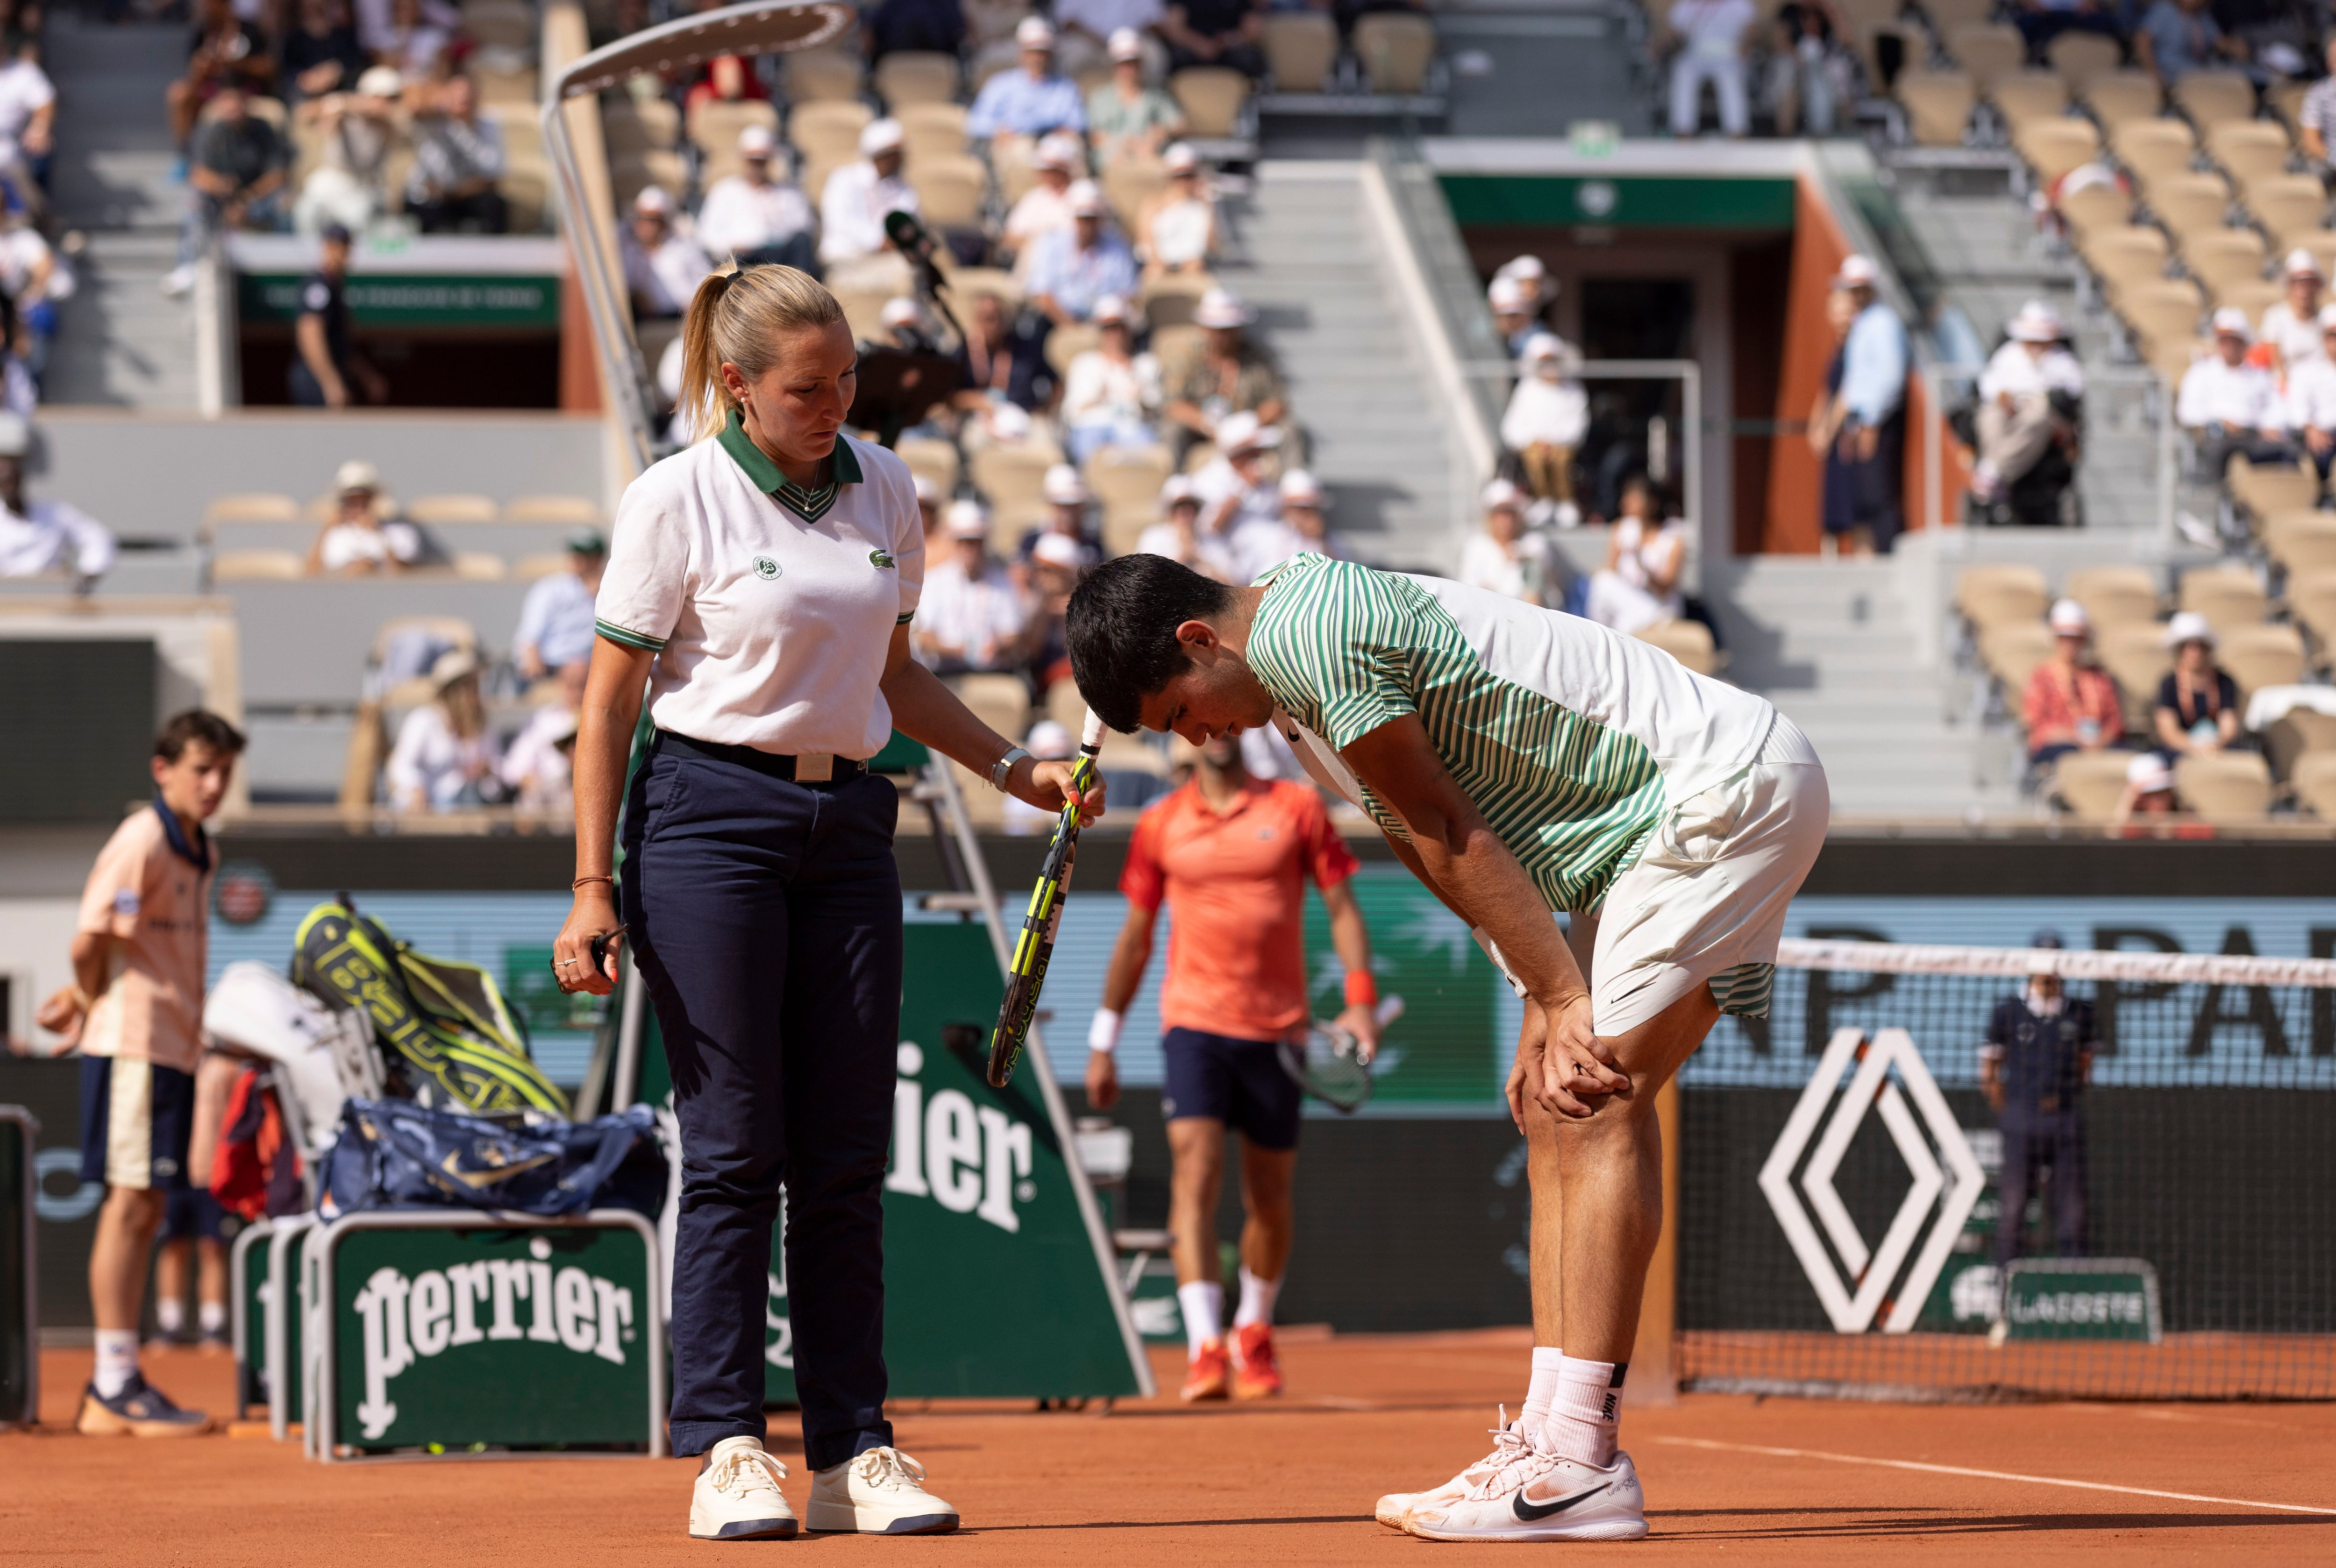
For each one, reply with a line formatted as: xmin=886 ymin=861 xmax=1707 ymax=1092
xmin=1651 ymin=1436 xmax=2336 ymax=1517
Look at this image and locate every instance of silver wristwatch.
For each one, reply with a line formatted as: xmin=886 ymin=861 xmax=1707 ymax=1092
xmin=988 ymin=746 xmax=1030 ymax=792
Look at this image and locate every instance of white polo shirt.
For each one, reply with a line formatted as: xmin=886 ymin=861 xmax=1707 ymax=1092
xmin=595 ymin=414 xmax=925 ymax=757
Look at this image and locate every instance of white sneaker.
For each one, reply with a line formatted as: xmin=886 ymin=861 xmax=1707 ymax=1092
xmin=1405 ymin=1447 xmax=1647 ymax=1542
xmin=806 ymin=1446 xmax=959 ymax=1535
xmin=159 ymin=264 xmax=197 ymax=298
xmin=1373 ymin=1407 xmax=1530 ymax=1530
xmin=688 ymin=1436 xmax=798 ymax=1541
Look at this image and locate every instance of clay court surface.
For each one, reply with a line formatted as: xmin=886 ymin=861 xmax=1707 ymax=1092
xmin=7 ymin=1329 xmax=2334 ymax=1563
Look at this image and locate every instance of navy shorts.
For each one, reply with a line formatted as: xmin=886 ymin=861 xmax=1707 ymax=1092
xmin=78 ymin=1054 xmax=194 ymax=1192
xmin=161 ymin=1187 xmax=224 ymax=1241
xmin=1160 ymin=1028 xmax=1302 ymax=1150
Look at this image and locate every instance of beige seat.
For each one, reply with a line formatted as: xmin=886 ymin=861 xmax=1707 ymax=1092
xmin=2263 ymin=512 xmax=2336 ymax=575
xmin=212 ymin=548 xmax=305 ymax=581
xmin=1102 ymin=159 xmax=1168 ymax=227
xmin=608 ymin=152 xmax=685 ymax=213
xmin=910 ymin=155 xmax=988 ymax=230
xmin=2207 ymin=120 xmax=2292 ymax=187
xmin=2263 ymin=705 xmax=2336 ymax=778
xmin=2081 ymin=70 xmax=2162 ymax=131
xmin=897 ymin=101 xmax=969 ymax=164
xmin=203 ymin=491 xmax=300 ymax=527
xmin=1086 ymin=443 xmax=1173 ymax=539
xmin=603 ymin=98 xmax=680 ymax=155
xmin=2243 ymin=174 xmax=2329 ymax=248
xmin=1152 ymin=322 xmax=1204 ymax=378
xmin=2046 ymin=30 xmax=2121 ymax=92
xmin=832 ymin=285 xmax=893 ymax=347
xmin=2146 ymin=171 xmax=2232 ymax=236
xmin=1981 ymin=621 xmax=2056 ymax=695
xmin=2290 ymin=569 xmax=2336 ymax=652
xmin=407 ymin=494 xmax=498 ymax=525
xmin=2013 ymin=116 xmax=2102 ymax=186
xmin=949 ymin=672 xmax=1031 ymax=742
xmin=513 ymin=553 xmax=572 ymax=581
xmin=2051 ymin=748 xmax=2138 ymax=822
xmin=896 ymin=436 xmax=961 ymax=497
xmin=2281 ymin=228 xmax=2336 ymax=280
xmin=1989 ymin=69 xmax=2069 ymax=133
xmin=2293 ymin=750 xmax=2336 ymax=818
xmin=1170 ymin=67 xmax=1251 ymax=136
xmin=2097 ymin=623 xmax=2174 ymax=731
xmin=875 ymin=51 xmax=960 ymax=108
xmin=450 ymin=552 xmax=506 ymax=580
xmin=2226 ymin=454 xmax=2318 ymax=520
xmin=2058 ymin=179 xmax=2133 ymax=241
xmin=2067 ymin=564 xmax=2160 ymax=628
xmin=1947 ymin=23 xmax=2025 ymax=89
xmin=503 ymin=165 xmax=549 ymax=234
xmin=2115 ymin=277 xmax=2204 ymax=355
xmin=2082 ymin=224 xmax=2170 ymax=300
xmin=2175 ymin=750 xmax=2273 ymax=822
xmin=2213 ymin=276 xmax=2283 ymax=319
xmin=1140 ymin=270 xmax=1216 ymax=331
xmin=2173 ymin=70 xmax=2257 ymax=130
xmin=2218 ymin=622 xmax=2308 ymax=696
xmin=1634 ymin=618 xmax=1721 ymax=676
xmin=2110 ymin=117 xmax=2197 ymax=187
xmin=2179 ymin=562 xmax=2271 ymax=634
xmin=971 ymin=444 xmax=1057 ymax=519
xmin=476 ymin=62 xmax=536 ymax=106
xmin=1897 ymin=70 xmax=1977 ymax=147
xmin=1043 ymin=321 xmax=1102 ymax=377
xmin=947 ymin=266 xmax=1023 ymax=311
xmin=782 ymin=49 xmax=865 ymax=103
xmin=503 ymin=495 xmax=602 ymax=525
xmin=1956 ymin=563 xmax=2051 ymax=629
xmin=787 ymin=100 xmax=874 ymax=168
xmin=2181 ymin=228 xmax=2268 ymax=297
xmin=1923 ymin=0 xmax=1995 ymax=30
xmin=1353 ymin=12 xmax=1436 ymax=93
xmin=1264 ymin=11 xmax=1338 ymax=92
xmin=687 ymin=98 xmax=776 ymax=159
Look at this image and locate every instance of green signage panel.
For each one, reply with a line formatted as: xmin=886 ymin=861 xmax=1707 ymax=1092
xmin=1439 ymin=174 xmax=1797 ymax=231
xmin=238 ymin=273 xmax=562 ymax=328
xmin=0 ymin=1108 xmax=31 ymax=1428
xmin=234 ymin=1219 xmax=272 ymax=1415
xmin=2002 ymin=1258 xmax=2161 ymax=1342
xmin=1302 ymin=872 xmax=1507 ymax=1104
xmin=319 ymin=1213 xmax=661 ymax=1455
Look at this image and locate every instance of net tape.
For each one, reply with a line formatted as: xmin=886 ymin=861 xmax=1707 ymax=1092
xmin=1776 ymin=938 xmax=2336 ymax=991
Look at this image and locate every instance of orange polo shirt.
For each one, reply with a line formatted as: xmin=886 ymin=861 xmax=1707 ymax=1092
xmin=1120 ymin=777 xmax=1360 ymax=1043
xmin=75 ymin=801 xmax=214 ymax=1075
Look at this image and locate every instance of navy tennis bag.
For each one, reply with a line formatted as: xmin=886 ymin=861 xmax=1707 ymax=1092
xmin=318 ymin=1098 xmax=665 ymax=1219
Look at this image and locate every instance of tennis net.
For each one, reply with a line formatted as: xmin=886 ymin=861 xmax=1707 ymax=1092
xmin=1675 ymin=937 xmax=2336 ymax=1401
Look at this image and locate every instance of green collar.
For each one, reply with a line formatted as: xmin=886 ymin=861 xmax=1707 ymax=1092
xmin=716 ymin=407 xmax=863 ymax=497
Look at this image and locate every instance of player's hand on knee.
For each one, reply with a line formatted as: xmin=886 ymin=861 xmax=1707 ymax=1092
xmin=1538 ymin=996 xmax=1627 ymax=1116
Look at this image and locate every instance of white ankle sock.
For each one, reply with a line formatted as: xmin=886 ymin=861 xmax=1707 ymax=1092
xmin=1177 ymin=1281 xmax=1223 ymax=1354
xmin=199 ymin=1300 xmax=227 ymax=1336
xmin=155 ymin=1298 xmax=185 ymax=1336
xmin=93 ymin=1329 xmax=139 ymax=1398
xmin=1520 ymin=1344 xmax=1565 ymax=1434
xmin=1231 ymin=1267 xmax=1279 ymax=1329
xmin=1538 ymin=1356 xmax=1623 ymax=1466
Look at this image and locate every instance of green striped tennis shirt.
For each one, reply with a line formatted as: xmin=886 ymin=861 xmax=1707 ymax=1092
xmin=1244 ymin=553 xmax=1776 ymax=913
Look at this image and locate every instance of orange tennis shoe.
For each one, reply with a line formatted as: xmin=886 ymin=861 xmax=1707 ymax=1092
xmin=1231 ymin=1322 xmax=1283 ymax=1399
xmin=1180 ymin=1339 xmax=1231 ymax=1401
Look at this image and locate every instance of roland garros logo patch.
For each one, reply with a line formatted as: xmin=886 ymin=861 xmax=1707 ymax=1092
xmin=753 ymin=555 xmax=781 ymax=580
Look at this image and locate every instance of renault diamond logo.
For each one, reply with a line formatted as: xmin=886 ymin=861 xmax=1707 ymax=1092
xmin=1758 ymin=1027 xmax=1985 ymax=1334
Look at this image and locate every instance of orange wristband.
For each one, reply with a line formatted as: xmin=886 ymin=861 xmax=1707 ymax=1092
xmin=1344 ymin=970 xmax=1378 ymax=1010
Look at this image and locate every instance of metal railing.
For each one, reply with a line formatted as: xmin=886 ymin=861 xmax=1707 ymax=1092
xmin=1918 ymin=362 xmax=2178 ymax=544
xmin=1459 ymin=358 xmax=1707 ymax=534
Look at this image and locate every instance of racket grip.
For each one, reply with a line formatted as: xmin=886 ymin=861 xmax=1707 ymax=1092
xmin=1080 ymin=710 xmax=1107 ymax=751
xmin=1375 ymin=994 xmax=1405 ymax=1026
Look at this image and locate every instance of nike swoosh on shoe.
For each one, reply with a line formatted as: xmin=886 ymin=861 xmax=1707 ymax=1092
xmin=1511 ymin=1482 xmax=1609 ymax=1522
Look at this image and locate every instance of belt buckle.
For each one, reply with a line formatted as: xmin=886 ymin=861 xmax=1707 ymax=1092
xmin=795 ymin=752 xmax=834 ymax=783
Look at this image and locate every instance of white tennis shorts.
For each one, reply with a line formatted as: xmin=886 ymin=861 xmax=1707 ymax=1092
xmin=1583 ymin=712 xmax=1829 ymax=1037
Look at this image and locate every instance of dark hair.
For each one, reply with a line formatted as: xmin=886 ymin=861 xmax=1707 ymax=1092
xmin=155 ymin=709 xmax=247 ymax=762
xmin=1066 ymin=554 xmax=1234 ymax=733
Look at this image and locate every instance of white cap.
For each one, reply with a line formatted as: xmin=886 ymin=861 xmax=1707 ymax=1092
xmin=2316 ymin=302 xmax=2336 ymax=331
xmin=1278 ymin=468 xmax=1323 ymax=505
xmin=860 ymin=118 xmax=904 ymax=156
xmin=1193 ymin=286 xmax=1252 ymax=329
xmin=2127 ymin=752 xmax=2175 ymax=792
xmin=988 ymin=401 xmax=1033 ymax=441
xmin=633 ymin=184 xmax=674 ymax=215
xmin=1215 ymin=410 xmax=1279 ymax=453
xmin=1107 ymin=25 xmax=1144 ymax=60
xmin=0 ymin=412 xmax=28 ymax=458
xmin=2286 ymin=246 xmax=2324 ymax=278
xmin=1026 ymin=719 xmax=1075 ymax=759
xmin=1160 ymin=474 xmax=1199 ymax=510
xmin=429 ymin=647 xmax=479 ymax=687
xmin=912 ymin=472 xmax=941 ymax=506
xmin=1033 ymin=131 xmax=1081 ymax=171
xmin=738 ymin=124 xmax=777 ymax=157
xmin=1481 ymin=477 xmax=1527 ymax=513
xmin=945 ymin=499 xmax=991 ymax=539
xmin=356 ymin=64 xmax=403 ymax=98
xmin=2163 ymin=610 xmax=2217 ymax=648
xmin=1043 ymin=463 xmax=1090 ymax=504
xmin=2211 ymin=305 xmax=2253 ymax=340
xmin=1068 ymin=179 xmax=1107 ymax=218
xmin=1520 ymin=330 xmax=1567 ymax=363
xmin=880 ymin=296 xmax=922 ymax=329
xmin=1834 ymin=253 xmax=1880 ymax=288
xmin=2008 ymin=301 xmax=2065 ymax=344
xmin=2048 ymin=597 xmax=2090 ymax=635
xmin=1016 ymin=14 xmax=1055 ymax=49
xmin=1164 ymin=142 xmax=1199 ymax=175
xmin=1497 ymin=254 xmax=1547 ymax=284
xmin=1032 ymin=532 xmax=1086 ymax=570
xmin=1487 ymin=274 xmax=1531 ymax=313
xmin=336 ymin=458 xmax=381 ymax=492
xmin=1091 ymin=292 xmax=1130 ymax=324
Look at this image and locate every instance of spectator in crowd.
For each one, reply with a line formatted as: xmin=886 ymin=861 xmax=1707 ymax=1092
xmin=1026 ymin=529 xmax=1086 ymax=690
xmin=2284 ymin=306 xmax=2336 ymax=478
xmin=1002 ymin=131 xmax=1083 ymax=267
xmin=2153 ymin=611 xmax=2243 ymax=756
xmin=622 ymin=186 xmax=714 ymax=320
xmin=2013 ymin=0 xmax=2122 ymax=54
xmin=2258 ymin=248 xmax=2324 ymax=374
xmin=1057 ymin=0 xmax=1163 ymax=76
xmin=386 ymin=648 xmax=499 ymax=811
xmin=914 ymin=499 xmax=1029 ymax=673
xmin=1763 ymin=0 xmax=1847 ymax=136
xmin=819 ymin=118 xmax=919 ymax=292
xmin=1003 ymin=718 xmax=1077 ymax=833
xmin=2177 ymin=307 xmax=2293 ymax=475
xmin=878 ymin=294 xmax=940 ymax=353
xmin=1192 ymin=408 xmax=1283 ymax=547
xmin=914 ymin=471 xmax=944 ymax=539
xmin=1136 ymin=474 xmax=1236 ymax=579
xmin=168 ymin=0 xmax=276 ymax=157
xmin=862 ymin=0 xmax=969 ymax=60
xmin=1087 ymin=26 xmax=1183 ymax=166
xmin=500 ymin=659 xmax=584 ymax=815
xmin=2136 ymin=0 xmax=2244 ymax=81
xmin=1166 ymin=287 xmax=1285 ymax=448
xmin=370 ymin=0 xmax=459 ymax=78
xmin=969 ymin=16 xmax=1088 ymax=158
xmin=1488 ymin=272 xmax=1539 ymax=358
xmin=306 ymin=458 xmax=418 ymax=575
xmin=1584 ymin=474 xmax=1688 ymax=634
xmin=1459 ymin=479 xmax=1560 ymax=606
xmin=2023 ymin=598 xmax=2125 ymax=769
xmin=281 ymin=0 xmax=368 ymax=107
xmin=1832 ymin=253 xmax=1909 ymax=557
xmin=0 ymin=29 xmax=54 ymax=205
xmin=1062 ymin=291 xmax=1164 ymax=463
xmin=1027 ymin=179 xmax=1141 ymax=325
xmin=164 ymin=84 xmax=288 ymax=299
xmin=1663 ymin=0 xmax=1755 ymax=139
xmin=1979 ymin=933 xmax=2095 ymax=1268
xmin=1275 ymin=468 xmax=1343 ymax=560
xmin=406 ymin=72 xmax=508 ymax=235
xmin=1972 ymin=300 xmax=2085 ymax=506
xmin=1502 ymin=331 xmax=1587 ymax=525
xmin=1812 ymin=281 xmax=1857 ymax=543
xmin=2300 ymin=36 xmax=2336 ymax=170
xmin=1023 ymin=463 xmax=1105 ymax=568
xmin=0 ymin=412 xmax=113 ymax=591
xmin=1223 ymin=465 xmax=1322 ymax=582
xmin=1497 ymin=253 xmax=1553 ymax=312
xmin=952 ymin=287 xmax=1056 ymax=414
xmin=292 ymin=64 xmax=403 ymax=236
xmin=1136 ymin=142 xmax=1217 ymax=277
xmin=1161 ymin=0 xmax=1267 ymax=77
xmin=513 ymin=529 xmax=606 ymax=681
xmin=288 ymin=221 xmax=386 ymax=407
xmin=2109 ymin=749 xmax=2182 ymax=827
xmin=696 ymin=125 xmax=815 ymax=269
xmin=0 ymin=205 xmax=71 ymax=382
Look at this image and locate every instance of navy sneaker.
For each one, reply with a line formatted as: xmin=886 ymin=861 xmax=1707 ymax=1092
xmin=77 ymin=1374 xmax=214 ymax=1437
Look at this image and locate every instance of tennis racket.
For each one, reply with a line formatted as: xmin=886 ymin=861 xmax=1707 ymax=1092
xmin=986 ymin=711 xmax=1107 ymax=1089
xmin=1279 ymin=995 xmax=1405 ymax=1114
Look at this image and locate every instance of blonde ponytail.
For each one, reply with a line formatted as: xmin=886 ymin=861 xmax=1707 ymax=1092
xmin=674 ymin=263 xmax=847 ymax=443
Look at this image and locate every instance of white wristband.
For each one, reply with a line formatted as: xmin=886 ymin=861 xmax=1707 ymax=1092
xmin=1088 ymin=1006 xmax=1123 ymax=1053
xmin=1472 ymin=927 xmax=1527 ymax=1000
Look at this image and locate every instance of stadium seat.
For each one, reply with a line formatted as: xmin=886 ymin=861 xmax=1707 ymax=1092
xmin=948 ymin=265 xmax=1022 ymax=310
xmin=2279 ymin=227 xmax=2336 ymax=279
xmin=2110 ymin=118 xmax=2197 ymax=188
xmin=1945 ymin=23 xmax=2024 ymax=90
xmin=2290 ymin=570 xmax=2336 ymax=653
xmin=832 ymin=285 xmax=894 ymax=346
xmin=1634 ymin=618 xmax=1721 ymax=676
xmin=513 ymin=553 xmax=572 ymax=581
xmin=464 ymin=2 xmax=534 ymax=52
xmin=2212 ymin=276 xmax=2282 ymax=319
xmin=477 ymin=61 xmax=536 ymax=106
xmin=2172 ymin=71 xmax=2257 ymax=131
xmin=2263 ymin=704 xmax=2336 ymax=778
xmin=1086 ymin=443 xmax=1174 ymax=536
xmin=2206 ymin=120 xmax=2292 ymax=188
xmin=2046 ymin=31 xmax=2121 ymax=92
xmin=1921 ymin=0 xmax=1995 ymax=33
xmin=687 ymin=98 xmax=778 ymax=163
xmin=1955 ymin=563 xmax=2050 ymax=629
xmin=2243 ymin=174 xmax=2329 ymax=248
xmin=2217 ymin=622 xmax=2308 ymax=697
xmin=2294 ymin=750 xmax=2336 ymax=819
xmin=2146 ymin=172 xmax=2234 ymax=238
xmin=909 ymin=155 xmax=988 ymax=231
xmin=783 ymin=49 xmax=865 ymax=103
xmin=1151 ymin=322 xmax=1204 ymax=377
xmin=211 ymin=548 xmax=305 ymax=581
xmin=947 ymin=759 xmax=1006 ymax=827
xmin=1989 ymin=70 xmax=2068 ymax=133
xmin=609 ymin=151 xmax=685 ymax=211
xmin=484 ymin=104 xmax=545 ymax=167
xmin=2179 ymin=563 xmax=2271 ymax=634
xmin=2013 ymin=117 xmax=2102 ymax=187
xmin=2270 ymin=76 xmax=2314 ymax=143
xmin=971 ymin=443 xmax=1058 ymax=520
xmin=2096 ymin=623 xmax=2174 ymax=729
xmin=1171 ymin=67 xmax=1252 ymax=136
xmin=407 ymin=494 xmax=499 ymax=525
xmin=634 ymin=316 xmax=684 ymax=385
xmin=1140 ymin=271 xmax=1216 ymax=331
xmin=896 ymin=440 xmax=961 ymax=504
xmin=875 ymin=51 xmax=960 ymax=108
xmin=2181 ymin=229 xmax=2268 ymax=297
xmin=2080 ymin=224 xmax=2170 ymax=299
xmin=503 ymin=165 xmax=549 ymax=234
xmin=203 ymin=492 xmax=300 ymax=527
xmin=2175 ymin=750 xmax=2272 ymax=822
xmin=502 ymin=495 xmax=602 ymax=525
xmin=2058 ymin=179 xmax=2133 ymax=241
xmin=1043 ymin=321 xmax=1102 ymax=377
xmin=787 ymin=100 xmax=875 ymax=168
xmin=2263 ymin=513 xmax=2336 ymax=576
xmin=2066 ymin=564 xmax=2160 ymax=628
xmin=1103 ymin=160 xmax=1168 ymax=228
xmin=2051 ymin=748 xmax=2137 ymax=822
xmin=450 ymin=552 xmax=506 ymax=581
xmin=1353 ymin=13 xmax=1436 ymax=94
xmin=1045 ymin=678 xmax=1093 ymax=735
xmin=1980 ymin=621 xmax=2056 ymax=695
xmin=2080 ymin=70 xmax=2163 ymax=132
xmin=1264 ymin=12 xmax=1338 ymax=93
xmin=897 ymin=102 xmax=970 ymax=165
xmin=604 ymin=98 xmax=681 ymax=155
xmin=2226 ymin=454 xmax=2317 ymax=520
xmin=1897 ymin=70 xmax=1976 ymax=147
xmin=949 ymin=672 xmax=1031 ymax=744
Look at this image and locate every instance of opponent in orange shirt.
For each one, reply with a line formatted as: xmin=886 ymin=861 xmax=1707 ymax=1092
xmin=1085 ymin=732 xmax=1380 ymax=1401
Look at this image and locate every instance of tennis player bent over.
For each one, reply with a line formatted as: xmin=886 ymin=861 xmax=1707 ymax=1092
xmin=1066 ymin=552 xmax=1828 ymax=1543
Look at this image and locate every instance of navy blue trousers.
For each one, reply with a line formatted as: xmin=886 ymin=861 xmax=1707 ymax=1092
xmin=1992 ymin=1113 xmax=2088 ymax=1266
xmin=621 ymin=735 xmax=903 ymax=1468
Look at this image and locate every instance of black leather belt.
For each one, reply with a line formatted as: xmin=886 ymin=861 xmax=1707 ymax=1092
xmin=657 ymin=730 xmax=869 ymax=783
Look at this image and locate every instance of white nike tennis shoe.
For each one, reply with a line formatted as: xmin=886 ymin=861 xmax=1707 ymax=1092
xmin=806 ymin=1446 xmax=960 ymax=1534
xmin=688 ymin=1436 xmax=798 ymax=1541
xmin=1373 ymin=1407 xmax=1530 ymax=1530
xmin=1405 ymin=1447 xmax=1647 ymax=1542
